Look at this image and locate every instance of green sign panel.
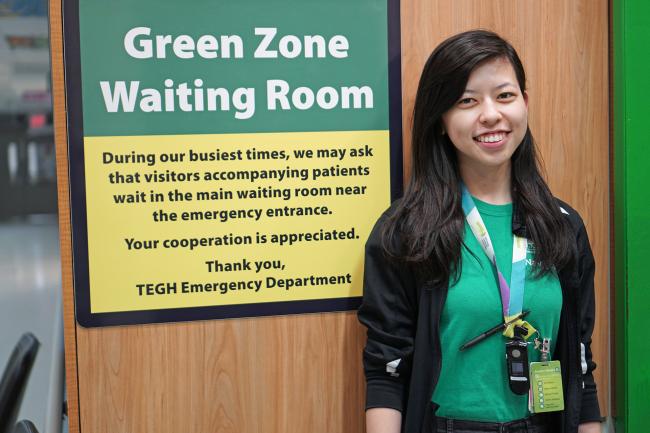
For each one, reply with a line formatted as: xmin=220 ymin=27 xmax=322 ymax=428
xmin=64 ymin=0 xmax=402 ymax=326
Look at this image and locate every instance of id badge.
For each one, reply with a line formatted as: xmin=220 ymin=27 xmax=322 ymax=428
xmin=529 ymin=361 xmax=564 ymax=413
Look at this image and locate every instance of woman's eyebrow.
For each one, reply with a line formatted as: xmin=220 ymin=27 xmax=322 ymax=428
xmin=463 ymin=82 xmax=515 ymax=94
xmin=494 ymin=82 xmax=515 ymax=90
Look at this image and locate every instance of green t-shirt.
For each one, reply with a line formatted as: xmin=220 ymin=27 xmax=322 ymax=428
xmin=431 ymin=198 xmax=562 ymax=422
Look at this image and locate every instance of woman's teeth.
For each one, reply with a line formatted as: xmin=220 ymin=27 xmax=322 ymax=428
xmin=475 ymin=133 xmax=505 ymax=143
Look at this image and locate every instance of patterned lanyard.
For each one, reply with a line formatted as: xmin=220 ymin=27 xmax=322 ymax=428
xmin=460 ymin=185 xmax=535 ymax=339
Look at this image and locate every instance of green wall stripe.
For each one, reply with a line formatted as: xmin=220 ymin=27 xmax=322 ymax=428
xmin=614 ymin=0 xmax=650 ymax=431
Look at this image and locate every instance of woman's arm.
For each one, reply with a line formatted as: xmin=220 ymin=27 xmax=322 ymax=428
xmin=358 ymin=209 xmax=418 ymax=426
xmin=572 ymin=211 xmax=601 ymax=423
xmin=578 ymin=421 xmax=601 ymax=433
xmin=366 ymin=408 xmax=402 ymax=433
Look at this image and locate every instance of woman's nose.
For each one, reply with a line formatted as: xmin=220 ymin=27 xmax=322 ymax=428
xmin=479 ymin=100 xmax=502 ymax=124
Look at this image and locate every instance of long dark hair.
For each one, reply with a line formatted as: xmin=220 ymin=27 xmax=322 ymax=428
xmin=383 ymin=29 xmax=574 ymax=287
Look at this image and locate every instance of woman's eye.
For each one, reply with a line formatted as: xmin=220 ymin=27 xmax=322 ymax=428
xmin=458 ymin=98 xmax=474 ymax=105
xmin=498 ymin=92 xmax=516 ymax=99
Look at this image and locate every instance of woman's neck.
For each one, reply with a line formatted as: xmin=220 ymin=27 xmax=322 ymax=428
xmin=460 ymin=161 xmax=512 ymax=205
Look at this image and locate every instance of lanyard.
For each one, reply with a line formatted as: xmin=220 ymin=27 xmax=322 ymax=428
xmin=460 ymin=185 xmax=536 ymax=340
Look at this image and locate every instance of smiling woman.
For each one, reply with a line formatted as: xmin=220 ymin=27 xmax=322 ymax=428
xmin=358 ymin=30 xmax=602 ymax=433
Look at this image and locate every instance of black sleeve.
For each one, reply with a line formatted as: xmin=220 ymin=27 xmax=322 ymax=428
xmin=574 ymin=216 xmax=602 ymax=423
xmin=357 ymin=213 xmax=418 ymax=412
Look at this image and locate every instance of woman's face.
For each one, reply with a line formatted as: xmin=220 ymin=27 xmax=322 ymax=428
xmin=441 ymin=57 xmax=528 ymax=173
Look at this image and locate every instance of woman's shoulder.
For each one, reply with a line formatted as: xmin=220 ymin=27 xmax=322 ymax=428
xmin=366 ymin=198 xmax=404 ymax=249
xmin=380 ymin=197 xmax=404 ymax=218
xmin=369 ymin=198 xmax=404 ymax=228
xmin=554 ymin=197 xmax=587 ymax=233
xmin=552 ymin=197 xmax=593 ymax=263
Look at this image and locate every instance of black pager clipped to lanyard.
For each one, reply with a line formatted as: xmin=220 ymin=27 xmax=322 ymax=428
xmin=505 ymin=325 xmax=530 ymax=395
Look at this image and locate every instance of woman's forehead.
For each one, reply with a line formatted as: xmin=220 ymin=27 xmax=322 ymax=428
xmin=464 ymin=58 xmax=518 ymax=90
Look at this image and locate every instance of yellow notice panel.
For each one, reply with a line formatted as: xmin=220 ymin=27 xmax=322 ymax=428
xmin=83 ymin=131 xmax=390 ymax=314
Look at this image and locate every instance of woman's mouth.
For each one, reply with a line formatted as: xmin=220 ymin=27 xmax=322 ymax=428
xmin=473 ymin=131 xmax=509 ymax=148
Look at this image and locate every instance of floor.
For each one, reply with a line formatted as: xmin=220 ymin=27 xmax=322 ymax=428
xmin=0 ymin=214 xmax=64 ymax=433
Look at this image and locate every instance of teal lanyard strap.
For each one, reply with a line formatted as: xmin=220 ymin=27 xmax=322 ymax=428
xmin=460 ymin=186 xmax=530 ymax=333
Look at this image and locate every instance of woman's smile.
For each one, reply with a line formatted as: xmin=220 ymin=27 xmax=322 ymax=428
xmin=473 ymin=130 xmax=511 ymax=149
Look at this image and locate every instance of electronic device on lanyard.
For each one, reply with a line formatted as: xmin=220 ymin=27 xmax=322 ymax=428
xmin=505 ymin=325 xmax=530 ymax=395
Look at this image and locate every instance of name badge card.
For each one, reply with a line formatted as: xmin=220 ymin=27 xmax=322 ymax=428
xmin=530 ymin=360 xmax=564 ymax=413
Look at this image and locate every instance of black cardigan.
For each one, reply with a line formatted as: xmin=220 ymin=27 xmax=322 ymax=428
xmin=358 ymin=199 xmax=601 ymax=433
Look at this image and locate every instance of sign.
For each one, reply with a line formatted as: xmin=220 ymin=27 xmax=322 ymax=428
xmin=64 ymin=0 xmax=402 ymax=326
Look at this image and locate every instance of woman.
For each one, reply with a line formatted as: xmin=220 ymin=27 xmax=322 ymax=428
xmin=358 ymin=30 xmax=601 ymax=433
